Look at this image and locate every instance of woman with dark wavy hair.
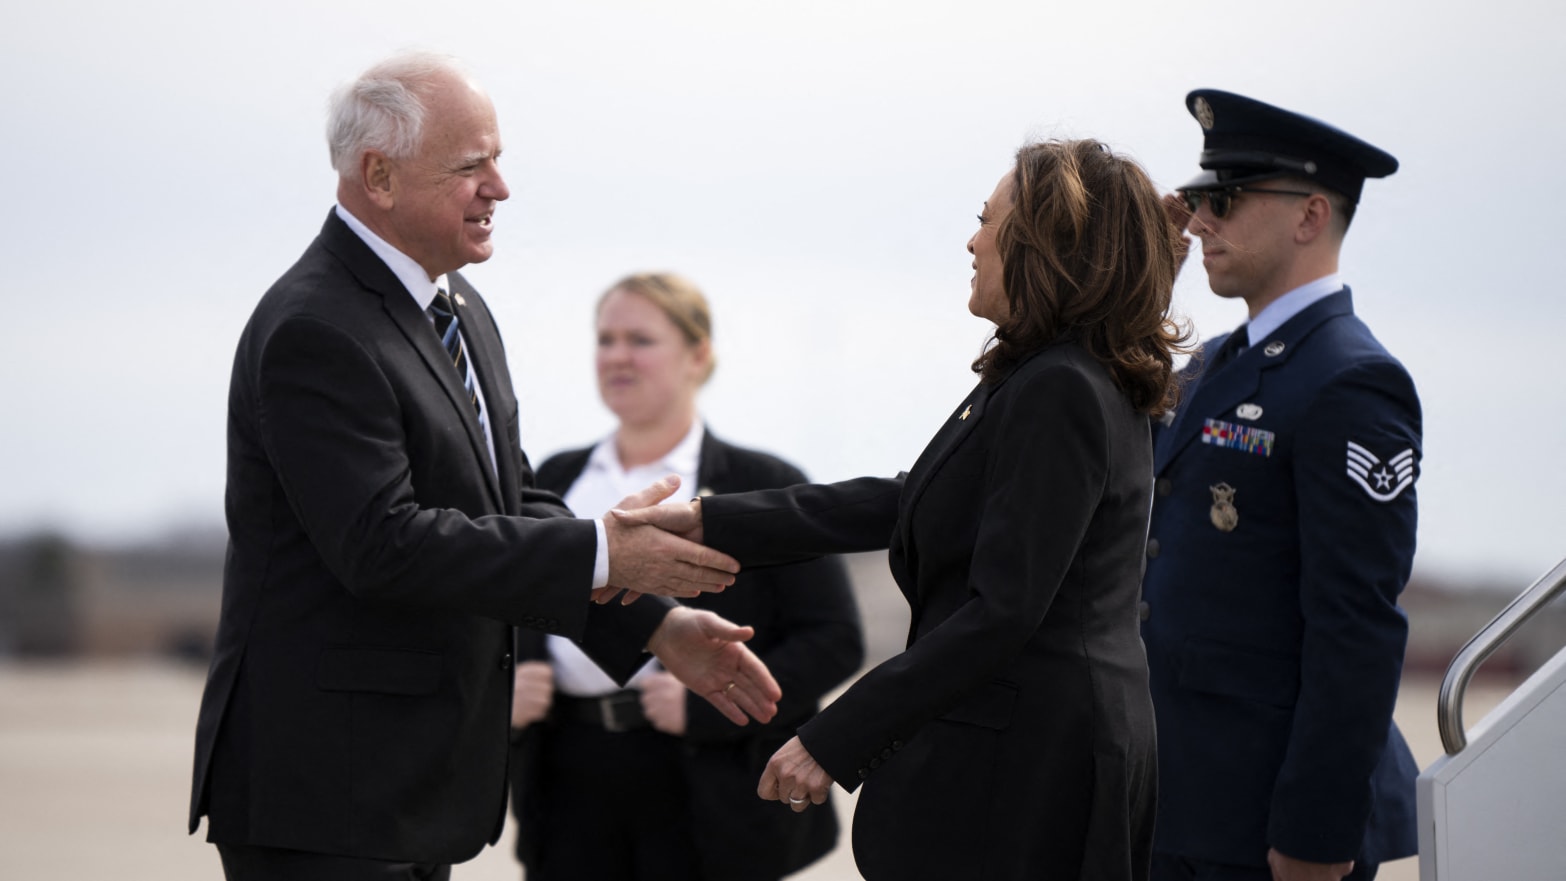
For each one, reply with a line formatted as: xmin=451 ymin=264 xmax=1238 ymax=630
xmin=977 ymin=140 xmax=1186 ymax=410
xmin=618 ymin=139 xmax=1188 ymax=881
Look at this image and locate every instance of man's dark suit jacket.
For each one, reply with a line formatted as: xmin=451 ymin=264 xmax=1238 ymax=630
xmin=510 ymin=429 xmax=864 ymax=881
xmin=699 ymin=343 xmax=1158 ymax=881
xmin=188 ymin=211 xmax=669 ymax=865
xmin=1141 ymin=289 xmax=1420 ymax=868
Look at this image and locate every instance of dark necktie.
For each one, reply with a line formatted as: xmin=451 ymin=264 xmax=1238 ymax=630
xmin=430 ymin=287 xmax=482 ymax=418
xmin=1208 ymin=326 xmax=1249 ymax=371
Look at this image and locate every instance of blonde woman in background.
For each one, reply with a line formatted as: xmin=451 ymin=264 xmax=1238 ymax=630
xmin=508 ymin=272 xmax=865 ymax=881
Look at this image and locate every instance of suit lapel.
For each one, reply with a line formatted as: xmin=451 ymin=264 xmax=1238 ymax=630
xmin=901 ymin=387 xmax=985 ymax=517
xmin=1154 ymin=362 xmax=1202 ymax=467
xmin=320 ymin=214 xmax=505 ymax=511
xmin=1155 ymin=338 xmax=1264 ymax=472
xmin=900 ymin=344 xmax=1059 ymax=529
xmin=1155 ymin=290 xmax=1355 ymax=473
xmin=894 ymin=372 xmax=1008 ymax=570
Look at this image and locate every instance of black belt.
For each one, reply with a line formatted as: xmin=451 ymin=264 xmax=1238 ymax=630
xmin=552 ymin=690 xmax=650 ymax=732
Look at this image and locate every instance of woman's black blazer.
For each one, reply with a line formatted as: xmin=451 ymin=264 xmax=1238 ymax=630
xmin=701 ymin=344 xmax=1159 ymax=881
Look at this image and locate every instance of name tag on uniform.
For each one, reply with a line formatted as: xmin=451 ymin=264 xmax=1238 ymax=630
xmin=1202 ymin=418 xmax=1275 ymax=457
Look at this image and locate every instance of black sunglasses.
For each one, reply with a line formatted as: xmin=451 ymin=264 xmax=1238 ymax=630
xmin=1181 ymin=186 xmax=1314 ymax=219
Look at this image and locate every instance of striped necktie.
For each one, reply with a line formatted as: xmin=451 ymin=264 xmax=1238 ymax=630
xmin=430 ymin=287 xmax=482 ymax=418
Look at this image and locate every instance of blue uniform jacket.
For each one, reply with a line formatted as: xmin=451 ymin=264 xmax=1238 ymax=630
xmin=1140 ymin=288 xmax=1421 ymax=868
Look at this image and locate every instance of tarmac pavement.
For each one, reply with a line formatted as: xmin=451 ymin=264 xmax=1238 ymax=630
xmin=0 ymin=660 xmax=1510 ymax=880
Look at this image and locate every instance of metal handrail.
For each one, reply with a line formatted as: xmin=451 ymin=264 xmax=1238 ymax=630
xmin=1437 ymin=555 xmax=1566 ymax=754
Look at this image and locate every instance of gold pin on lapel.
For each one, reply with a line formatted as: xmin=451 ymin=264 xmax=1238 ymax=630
xmin=454 ymin=293 xmax=467 ymax=307
xmin=959 ymin=405 xmax=972 ymax=421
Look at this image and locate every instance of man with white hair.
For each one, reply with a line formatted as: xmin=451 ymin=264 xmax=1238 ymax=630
xmin=188 ymin=52 xmax=780 ymax=880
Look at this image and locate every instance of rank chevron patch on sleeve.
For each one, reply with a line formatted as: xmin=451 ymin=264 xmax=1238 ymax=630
xmin=1345 ymin=440 xmax=1416 ymax=502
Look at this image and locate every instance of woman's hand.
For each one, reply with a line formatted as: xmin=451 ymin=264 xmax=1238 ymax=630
xmin=758 ymin=736 xmax=834 ymax=812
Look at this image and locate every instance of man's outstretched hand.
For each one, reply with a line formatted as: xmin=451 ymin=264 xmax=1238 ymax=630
xmin=647 ymin=606 xmax=780 ymax=725
xmin=598 ymin=477 xmax=733 ymax=604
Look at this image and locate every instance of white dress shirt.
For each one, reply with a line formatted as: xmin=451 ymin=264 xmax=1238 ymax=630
xmin=548 ymin=421 xmax=705 ymax=696
xmin=334 ymin=204 xmax=499 ymax=471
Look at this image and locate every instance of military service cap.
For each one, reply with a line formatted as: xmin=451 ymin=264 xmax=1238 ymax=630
xmin=1181 ymin=88 xmax=1397 ymax=203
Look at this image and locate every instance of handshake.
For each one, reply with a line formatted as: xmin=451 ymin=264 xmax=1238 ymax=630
xmin=597 ymin=473 xmax=721 ymax=607
xmin=594 ymin=476 xmax=773 ymax=721
xmin=589 ymin=475 xmax=834 ymax=810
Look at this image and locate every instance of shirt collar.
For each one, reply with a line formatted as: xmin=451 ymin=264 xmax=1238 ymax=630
xmin=334 ymin=203 xmax=447 ymax=312
xmin=1245 ymin=273 xmax=1344 ymax=344
xmin=586 ymin=420 xmax=705 ymax=478
xmin=663 ymin=420 xmax=705 ymax=478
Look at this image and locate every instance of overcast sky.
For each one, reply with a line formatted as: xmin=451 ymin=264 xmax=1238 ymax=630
xmin=3 ymin=0 xmax=1562 ymax=590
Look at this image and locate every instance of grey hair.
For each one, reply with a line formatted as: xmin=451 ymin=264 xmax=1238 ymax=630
xmin=326 ymin=51 xmax=469 ymax=180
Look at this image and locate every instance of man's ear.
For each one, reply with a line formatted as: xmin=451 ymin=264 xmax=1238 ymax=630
xmin=362 ymin=151 xmax=395 ymax=210
xmin=1295 ymin=193 xmax=1333 ymax=245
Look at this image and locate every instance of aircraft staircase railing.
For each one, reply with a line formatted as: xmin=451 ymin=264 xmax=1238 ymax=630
xmin=1418 ymin=555 xmax=1566 ymax=880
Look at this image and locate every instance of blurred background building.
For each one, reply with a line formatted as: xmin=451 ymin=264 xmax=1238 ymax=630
xmin=4 ymin=534 xmax=1560 ymax=681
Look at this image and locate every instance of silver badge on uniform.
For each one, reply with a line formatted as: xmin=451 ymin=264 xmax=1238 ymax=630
xmin=1236 ymin=403 xmax=1263 ymax=421
xmin=1209 ymin=482 xmax=1238 ymax=532
xmin=1345 ymin=441 xmax=1416 ymax=502
xmin=1263 ymin=341 xmax=1286 ymax=357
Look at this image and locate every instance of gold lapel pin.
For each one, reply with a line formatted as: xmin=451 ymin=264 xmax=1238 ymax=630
xmin=959 ymin=405 xmax=972 ymax=421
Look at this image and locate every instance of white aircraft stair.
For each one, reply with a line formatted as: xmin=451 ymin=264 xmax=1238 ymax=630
xmin=1418 ymin=556 xmax=1566 ymax=880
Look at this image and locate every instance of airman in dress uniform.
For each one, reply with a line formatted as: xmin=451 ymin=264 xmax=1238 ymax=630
xmin=1141 ymin=89 xmax=1422 ymax=881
